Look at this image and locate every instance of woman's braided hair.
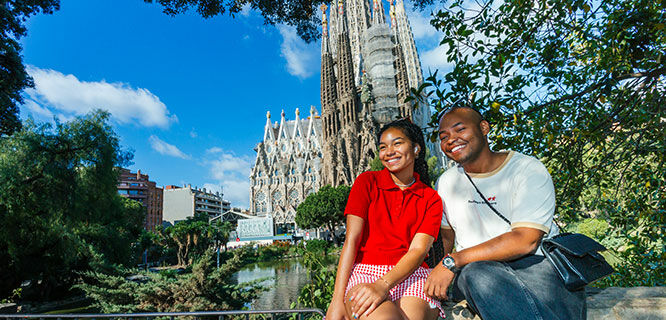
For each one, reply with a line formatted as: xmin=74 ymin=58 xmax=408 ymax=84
xmin=377 ymin=118 xmax=431 ymax=186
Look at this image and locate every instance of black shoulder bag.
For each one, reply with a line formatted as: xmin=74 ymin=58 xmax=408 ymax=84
xmin=463 ymin=170 xmax=614 ymax=291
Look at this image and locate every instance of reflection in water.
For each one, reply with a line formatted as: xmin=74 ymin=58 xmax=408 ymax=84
xmin=233 ymin=259 xmax=311 ymax=310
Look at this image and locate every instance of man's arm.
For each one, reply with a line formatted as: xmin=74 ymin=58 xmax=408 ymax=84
xmin=440 ymin=228 xmax=455 ymax=255
xmin=451 ymin=227 xmax=544 ymax=265
xmin=425 ymin=227 xmax=544 ymax=299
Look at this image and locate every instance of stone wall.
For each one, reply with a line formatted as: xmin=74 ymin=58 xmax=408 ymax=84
xmin=441 ymin=287 xmax=666 ymax=320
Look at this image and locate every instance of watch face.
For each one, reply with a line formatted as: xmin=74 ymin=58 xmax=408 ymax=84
xmin=442 ymin=256 xmax=455 ymax=269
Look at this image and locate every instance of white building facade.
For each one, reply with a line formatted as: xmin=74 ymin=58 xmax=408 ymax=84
xmin=162 ymin=184 xmax=230 ymax=224
xmin=249 ymin=107 xmax=324 ymax=233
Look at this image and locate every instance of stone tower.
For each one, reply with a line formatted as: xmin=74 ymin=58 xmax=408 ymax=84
xmin=320 ymin=0 xmax=434 ymax=187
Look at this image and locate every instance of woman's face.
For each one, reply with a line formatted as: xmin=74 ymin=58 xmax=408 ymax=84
xmin=378 ymin=127 xmax=418 ymax=174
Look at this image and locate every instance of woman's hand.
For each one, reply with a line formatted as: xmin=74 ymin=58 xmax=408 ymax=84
xmin=326 ymin=298 xmax=350 ymax=320
xmin=347 ymin=280 xmax=390 ymax=318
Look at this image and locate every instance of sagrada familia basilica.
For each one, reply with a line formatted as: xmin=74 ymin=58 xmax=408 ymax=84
xmin=249 ymin=0 xmax=433 ymax=231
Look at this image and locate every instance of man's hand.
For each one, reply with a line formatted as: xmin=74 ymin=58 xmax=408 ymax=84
xmin=424 ymin=263 xmax=455 ymax=300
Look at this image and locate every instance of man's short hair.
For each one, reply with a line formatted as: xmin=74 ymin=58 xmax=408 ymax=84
xmin=437 ymin=97 xmax=485 ymax=124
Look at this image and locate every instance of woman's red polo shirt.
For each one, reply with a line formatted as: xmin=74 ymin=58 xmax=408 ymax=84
xmin=344 ymin=168 xmax=443 ymax=267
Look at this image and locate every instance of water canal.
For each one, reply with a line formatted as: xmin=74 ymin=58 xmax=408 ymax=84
xmin=233 ymin=258 xmax=311 ymax=310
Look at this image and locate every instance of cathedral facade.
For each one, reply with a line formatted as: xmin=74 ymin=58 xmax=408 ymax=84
xmin=248 ymin=107 xmax=323 ymax=231
xmin=248 ymin=0 xmax=440 ymax=228
xmin=320 ymin=0 xmax=435 ymax=187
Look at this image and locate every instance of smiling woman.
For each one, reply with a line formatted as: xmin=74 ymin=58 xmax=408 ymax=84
xmin=325 ymin=119 xmax=445 ymax=320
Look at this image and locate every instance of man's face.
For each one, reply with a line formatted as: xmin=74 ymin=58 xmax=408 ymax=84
xmin=438 ymin=109 xmax=488 ymax=165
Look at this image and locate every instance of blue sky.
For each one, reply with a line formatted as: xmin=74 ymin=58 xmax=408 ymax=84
xmin=20 ymin=0 xmax=449 ymax=208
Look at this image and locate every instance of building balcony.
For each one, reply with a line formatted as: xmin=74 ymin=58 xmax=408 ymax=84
xmin=196 ymin=207 xmax=221 ymax=214
xmin=196 ymin=200 xmax=221 ymax=207
xmin=118 ymin=184 xmax=148 ymax=190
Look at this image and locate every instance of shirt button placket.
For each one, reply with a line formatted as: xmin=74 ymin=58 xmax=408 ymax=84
xmin=396 ymin=192 xmax=403 ymax=214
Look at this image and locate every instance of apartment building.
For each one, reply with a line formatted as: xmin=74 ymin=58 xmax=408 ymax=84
xmin=162 ymin=184 xmax=230 ymax=224
xmin=117 ymin=168 xmax=163 ymax=231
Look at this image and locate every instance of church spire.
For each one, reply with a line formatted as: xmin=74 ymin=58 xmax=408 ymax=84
xmin=389 ymin=0 xmax=397 ymax=32
xmin=321 ymin=3 xmax=330 ymax=53
xmin=392 ymin=0 xmax=411 ymax=119
xmin=321 ymin=3 xmax=339 ymax=141
xmin=394 ymin=0 xmax=424 ymax=87
xmin=337 ymin=0 xmax=347 ymax=32
xmin=372 ymin=0 xmax=386 ymax=25
xmin=336 ymin=0 xmax=355 ymax=98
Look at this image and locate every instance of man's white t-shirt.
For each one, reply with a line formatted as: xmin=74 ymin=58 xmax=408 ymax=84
xmin=437 ymin=151 xmax=558 ymax=254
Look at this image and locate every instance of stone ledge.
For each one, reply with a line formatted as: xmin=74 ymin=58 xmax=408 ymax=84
xmin=440 ymin=287 xmax=666 ymax=320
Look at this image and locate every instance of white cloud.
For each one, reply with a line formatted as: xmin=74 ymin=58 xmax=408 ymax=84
xmin=240 ymin=3 xmax=252 ymax=17
xmin=204 ymin=149 xmax=253 ymax=209
xmin=420 ymin=45 xmax=455 ymax=73
xmin=189 ymin=128 xmax=198 ymax=138
xmin=23 ymin=99 xmax=54 ymax=119
xmin=24 ymin=66 xmax=177 ymax=128
xmin=406 ymin=9 xmax=440 ymax=40
xmin=277 ymin=25 xmax=317 ymax=79
xmin=149 ymin=135 xmax=191 ymax=159
xmin=206 ymin=147 xmax=224 ymax=154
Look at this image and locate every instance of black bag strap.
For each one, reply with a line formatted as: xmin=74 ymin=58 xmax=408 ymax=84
xmin=462 ymin=169 xmax=511 ymax=226
xmin=462 ymin=168 xmax=564 ymax=233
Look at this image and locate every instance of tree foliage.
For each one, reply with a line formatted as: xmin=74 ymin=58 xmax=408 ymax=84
xmin=413 ymin=0 xmax=665 ymax=286
xmin=161 ymin=212 xmax=232 ymax=266
xmin=142 ymin=0 xmax=331 ymax=42
xmin=295 ymin=185 xmax=351 ymax=244
xmin=290 ymin=249 xmax=335 ymax=313
xmin=0 ymin=0 xmax=60 ymax=136
xmin=75 ymin=250 xmax=265 ymax=312
xmin=0 ymin=111 xmax=144 ymax=299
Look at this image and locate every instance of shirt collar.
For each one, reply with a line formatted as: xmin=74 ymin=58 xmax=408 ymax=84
xmin=377 ymin=168 xmax=425 ymax=197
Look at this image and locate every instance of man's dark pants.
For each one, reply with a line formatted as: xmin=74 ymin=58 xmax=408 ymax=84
xmin=450 ymin=255 xmax=586 ymax=320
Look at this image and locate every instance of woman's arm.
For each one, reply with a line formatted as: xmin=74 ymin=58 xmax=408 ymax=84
xmin=326 ymin=215 xmax=365 ymax=320
xmin=349 ymin=233 xmax=435 ymax=318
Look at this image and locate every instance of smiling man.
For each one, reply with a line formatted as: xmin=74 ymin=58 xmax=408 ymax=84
xmin=424 ymin=105 xmax=586 ymax=319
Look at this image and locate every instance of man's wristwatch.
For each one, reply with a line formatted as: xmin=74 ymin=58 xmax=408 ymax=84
xmin=441 ymin=254 xmax=460 ymax=273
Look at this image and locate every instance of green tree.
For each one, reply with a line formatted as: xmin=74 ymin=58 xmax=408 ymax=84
xmin=164 ymin=212 xmax=217 ymax=266
xmin=0 ymin=110 xmax=143 ymax=300
xmin=413 ymin=0 xmax=665 ymax=286
xmin=0 ymin=0 xmax=60 ymax=136
xmin=143 ymin=0 xmax=331 ymax=42
xmin=369 ymin=155 xmax=384 ymax=171
xmin=295 ymin=185 xmax=351 ymax=245
xmin=75 ymin=250 xmax=265 ymax=312
xmin=291 ymin=250 xmax=336 ymax=312
xmin=212 ymin=221 xmax=233 ymax=252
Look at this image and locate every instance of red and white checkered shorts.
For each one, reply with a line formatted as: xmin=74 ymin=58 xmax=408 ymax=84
xmin=345 ymin=264 xmax=445 ymax=318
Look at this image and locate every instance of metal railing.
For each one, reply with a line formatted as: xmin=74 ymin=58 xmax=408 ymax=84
xmin=0 ymin=309 xmax=324 ymax=320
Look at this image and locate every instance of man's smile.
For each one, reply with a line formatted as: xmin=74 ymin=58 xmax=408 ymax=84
xmin=450 ymin=144 xmax=467 ymax=154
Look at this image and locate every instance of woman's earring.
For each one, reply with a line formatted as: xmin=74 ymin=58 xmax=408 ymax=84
xmin=414 ymin=147 xmax=419 ymax=153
